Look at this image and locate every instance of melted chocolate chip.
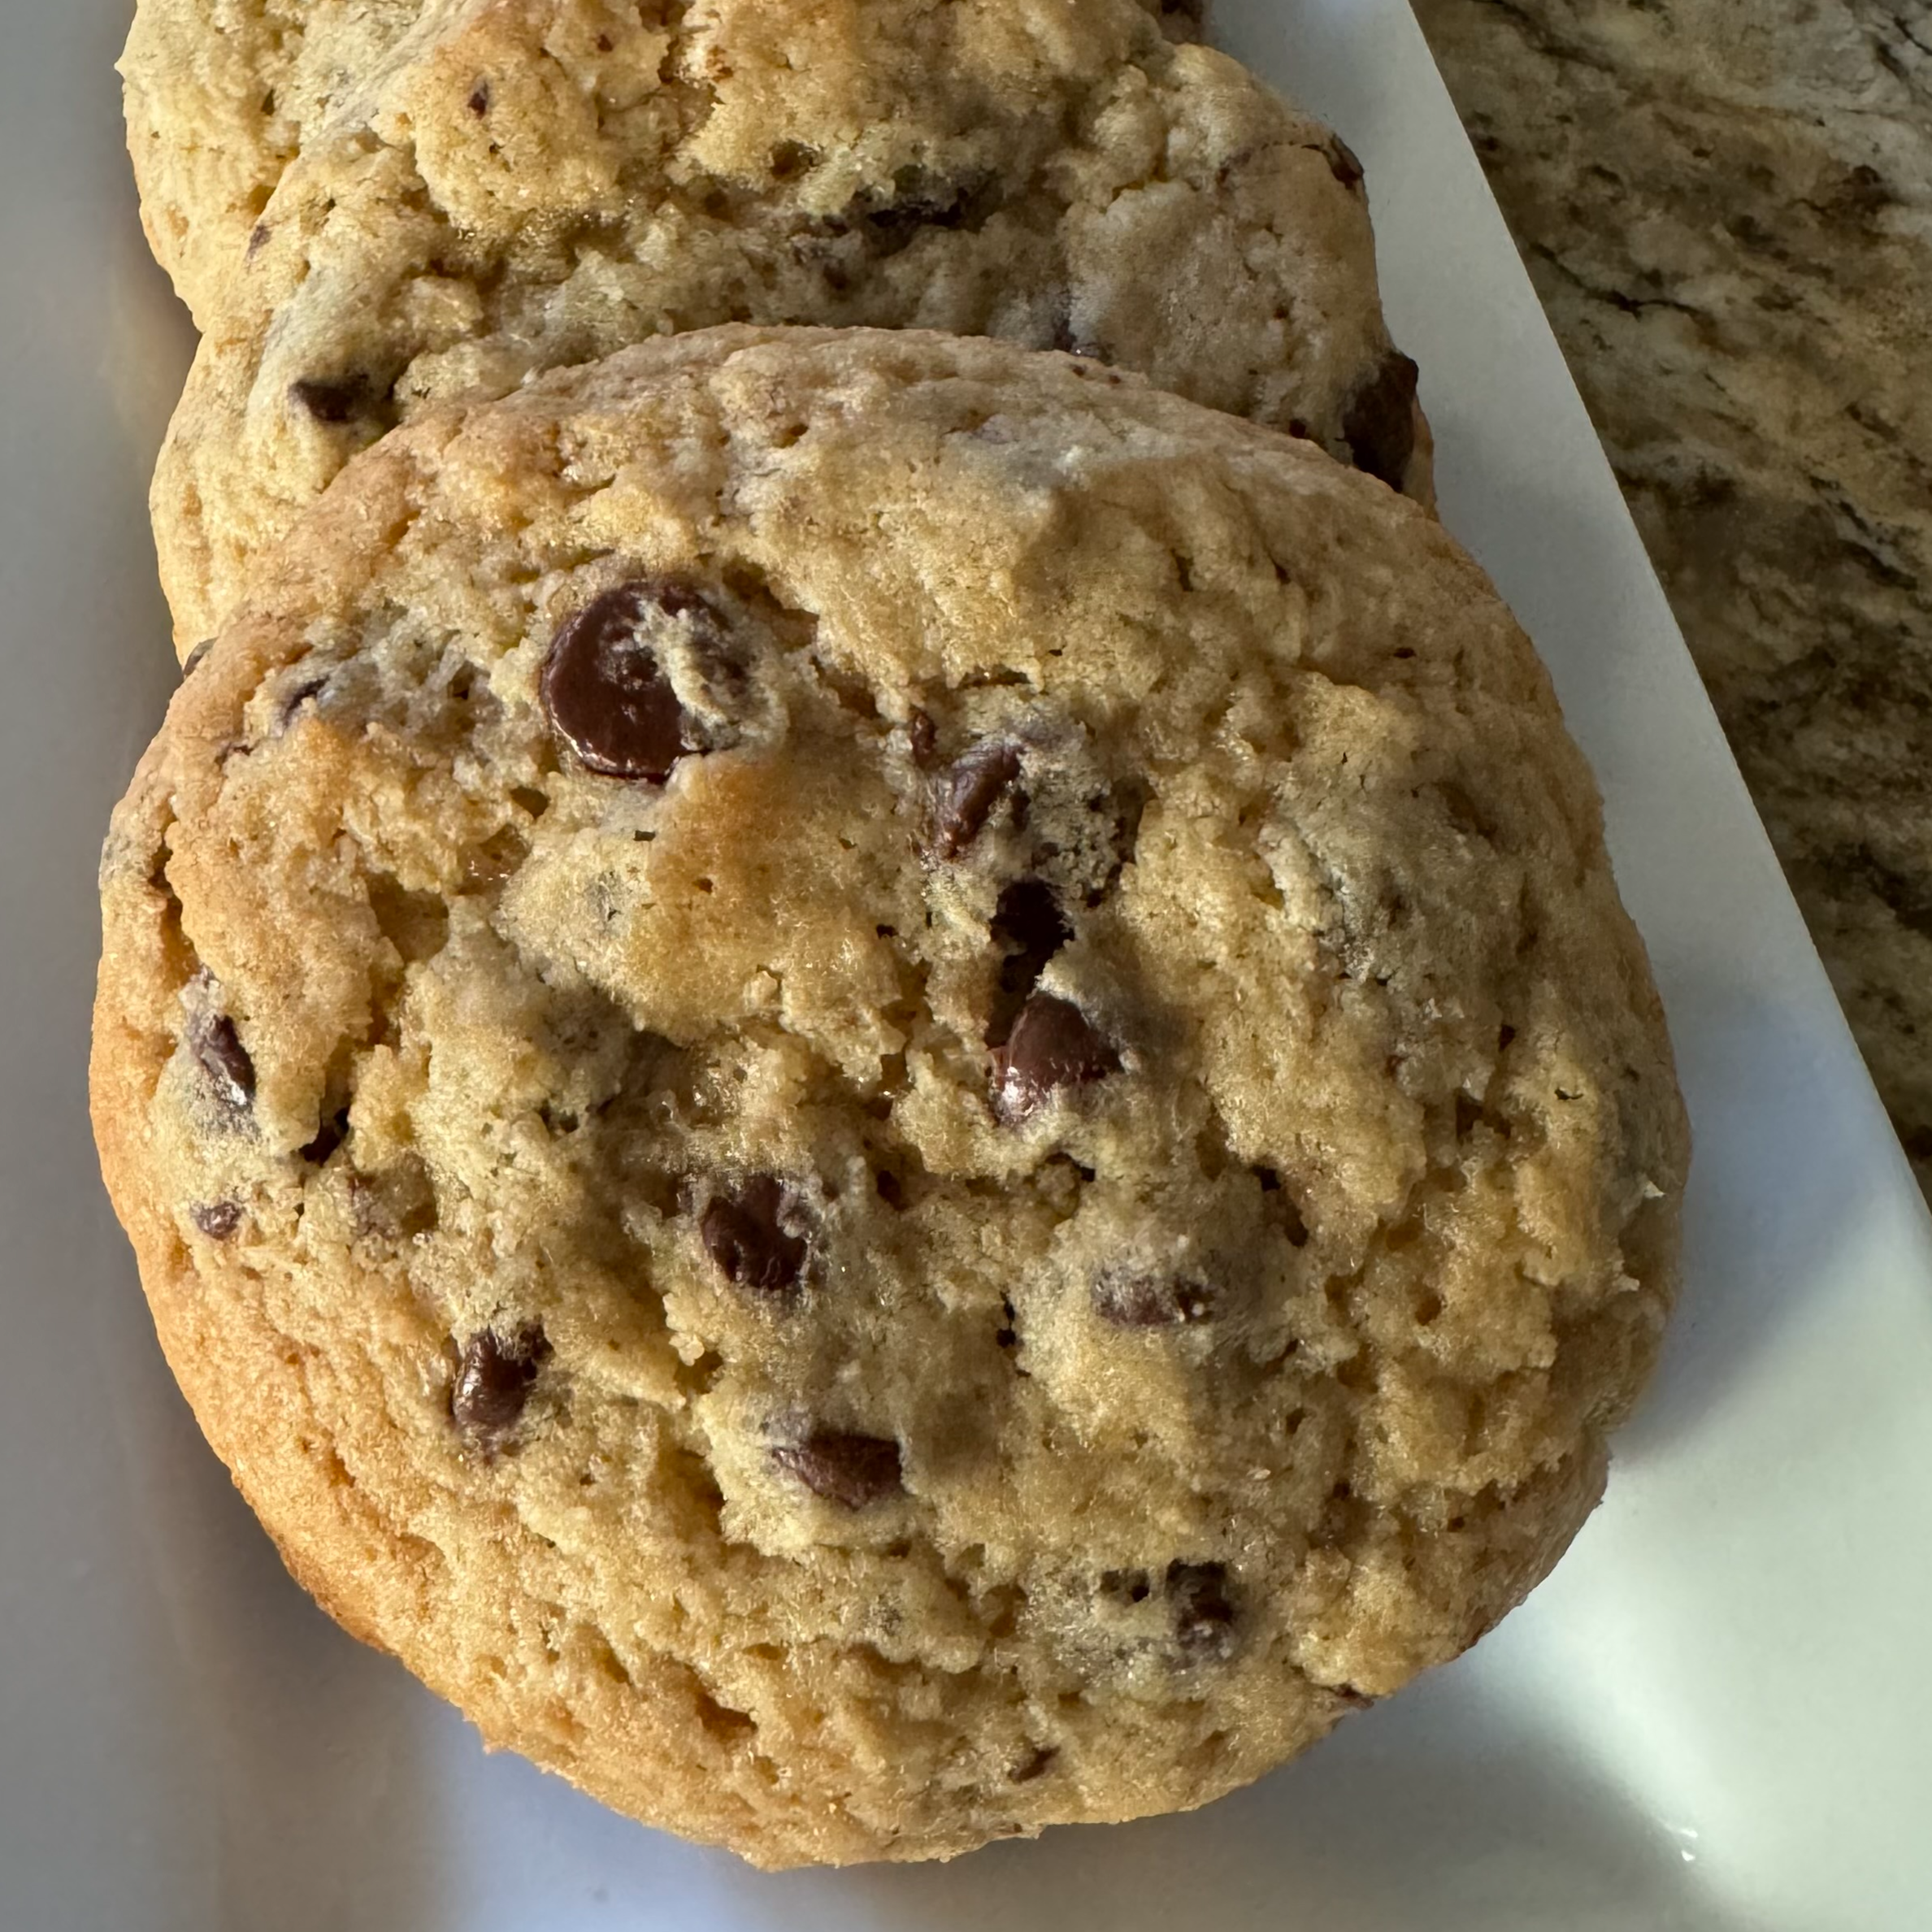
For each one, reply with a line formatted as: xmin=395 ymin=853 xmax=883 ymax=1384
xmin=1092 ymin=1272 xmax=1213 ymax=1328
xmin=288 ymin=376 xmax=372 ymax=424
xmin=189 ymin=1009 xmax=255 ymax=1115
xmin=992 ymin=994 xmax=1118 ymax=1121
xmin=929 ymin=740 xmax=1021 ymax=859
xmin=908 ymin=707 xmax=939 ymax=769
xmin=467 ymin=81 xmax=490 ymax=115
xmin=988 ymin=879 xmax=1070 ymax=1044
xmin=1342 ymin=353 xmax=1420 ymax=490
xmin=181 ymin=639 xmax=214 ymax=677
xmin=189 ymin=1200 xmax=242 ymax=1240
xmin=1325 ymin=137 xmax=1365 ymax=189
xmin=1168 ymin=1561 xmax=1237 ymax=1658
xmin=450 ymin=1326 xmax=547 ymax=1450
xmin=771 ymin=1431 xmax=903 ymax=1509
xmin=701 ymin=1175 xmax=806 ymax=1299
xmin=541 ymin=580 xmax=710 ymax=781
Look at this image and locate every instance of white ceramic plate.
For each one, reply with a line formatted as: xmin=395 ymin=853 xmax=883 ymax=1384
xmin=6 ymin=1 xmax=1931 ymax=1925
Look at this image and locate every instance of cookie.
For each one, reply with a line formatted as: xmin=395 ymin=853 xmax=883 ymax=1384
xmin=148 ymin=0 xmax=1426 ymax=655
xmin=119 ymin=0 xmax=433 ymax=323
xmin=95 ymin=328 xmax=1684 ymax=1866
xmin=119 ymin=0 xmax=1209 ymax=325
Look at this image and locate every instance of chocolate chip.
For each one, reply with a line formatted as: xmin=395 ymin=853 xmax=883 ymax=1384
xmin=189 ymin=1200 xmax=242 ymax=1240
xmin=929 ymin=740 xmax=1021 ymax=859
xmin=541 ymin=580 xmax=712 ymax=781
xmin=1092 ymin=1271 xmax=1213 ymax=1327
xmin=988 ymin=879 xmax=1070 ymax=1044
xmin=246 ymin=222 xmax=270 ymax=258
xmin=770 ymin=139 xmax=817 ymax=180
xmin=853 ymin=167 xmax=1000 ymax=254
xmin=181 ymin=639 xmax=214 ymax=677
xmin=1342 ymin=352 xmax=1420 ymax=489
xmin=1168 ymin=1561 xmax=1237 ymax=1658
xmin=301 ymin=1106 xmax=350 ymax=1164
xmin=908 ymin=707 xmax=939 ymax=769
xmin=992 ymin=994 xmax=1118 ymax=1120
xmin=189 ymin=1008 xmax=254 ymax=1115
xmin=701 ymin=1175 xmax=806 ymax=1298
xmin=467 ymin=81 xmax=490 ymax=115
xmin=995 ymin=1296 xmax=1018 ymax=1348
xmin=1325 ymin=137 xmax=1365 ymax=189
xmin=771 ymin=1431 xmax=903 ymax=1509
xmin=1010 ymin=1746 xmax=1057 ymax=1783
xmin=288 ymin=376 xmax=372 ymax=424
xmin=450 ymin=1325 xmax=547 ymax=1450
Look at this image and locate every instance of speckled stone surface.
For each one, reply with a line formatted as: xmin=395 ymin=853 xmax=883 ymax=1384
xmin=1412 ymin=0 xmax=1932 ymax=1200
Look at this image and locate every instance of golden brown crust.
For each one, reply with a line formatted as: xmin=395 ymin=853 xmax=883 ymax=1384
xmin=96 ymin=328 xmax=1684 ymax=1865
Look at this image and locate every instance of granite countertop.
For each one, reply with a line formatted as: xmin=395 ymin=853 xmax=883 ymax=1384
xmin=1411 ymin=0 xmax=1932 ymax=1200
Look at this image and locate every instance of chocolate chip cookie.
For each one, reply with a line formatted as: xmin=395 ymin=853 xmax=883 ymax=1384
xmin=148 ymin=0 xmax=1426 ymax=655
xmin=95 ymin=328 xmax=1683 ymax=1865
xmin=119 ymin=0 xmax=436 ymax=323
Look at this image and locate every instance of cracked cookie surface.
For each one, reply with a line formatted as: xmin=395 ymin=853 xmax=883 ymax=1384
xmin=96 ymin=327 xmax=1683 ymax=1866
xmin=150 ymin=0 xmax=1425 ymax=654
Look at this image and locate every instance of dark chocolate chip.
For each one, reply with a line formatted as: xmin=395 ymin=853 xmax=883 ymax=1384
xmin=541 ymin=580 xmax=711 ymax=781
xmin=182 ymin=639 xmax=214 ymax=677
xmin=189 ymin=1008 xmax=255 ymax=1115
xmin=995 ymin=1296 xmax=1018 ymax=1348
xmin=1010 ymin=1746 xmax=1057 ymax=1783
xmin=908 ymin=707 xmax=938 ymax=769
xmin=288 ymin=376 xmax=372 ymax=424
xmin=450 ymin=1325 xmax=547 ymax=1449
xmin=988 ymin=878 xmax=1070 ymax=1044
xmin=771 ymin=1431 xmax=903 ymax=1509
xmin=467 ymin=80 xmax=490 ymax=115
xmin=1325 ymin=137 xmax=1365 ymax=189
xmin=992 ymin=994 xmax=1118 ymax=1121
xmin=189 ymin=1200 xmax=242 ymax=1240
xmin=1168 ymin=1561 xmax=1237 ymax=1658
xmin=929 ymin=740 xmax=1022 ymax=859
xmin=853 ymin=166 xmax=1000 ymax=254
xmin=1092 ymin=1271 xmax=1213 ymax=1327
xmin=701 ymin=1175 xmax=806 ymax=1298
xmin=1342 ymin=352 xmax=1420 ymax=489
xmin=301 ymin=1106 xmax=350 ymax=1164
xmin=770 ymin=139 xmax=817 ymax=180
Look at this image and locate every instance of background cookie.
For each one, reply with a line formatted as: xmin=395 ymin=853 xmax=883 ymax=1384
xmin=97 ymin=328 xmax=1684 ymax=1865
xmin=149 ymin=0 xmax=1425 ymax=655
xmin=119 ymin=0 xmax=437 ymax=323
xmin=119 ymin=0 xmax=1209 ymax=325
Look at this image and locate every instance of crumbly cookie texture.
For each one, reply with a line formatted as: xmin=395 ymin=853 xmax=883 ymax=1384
xmin=149 ymin=0 xmax=1424 ymax=656
xmin=96 ymin=329 xmax=1683 ymax=1867
xmin=119 ymin=0 xmax=436 ymax=324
